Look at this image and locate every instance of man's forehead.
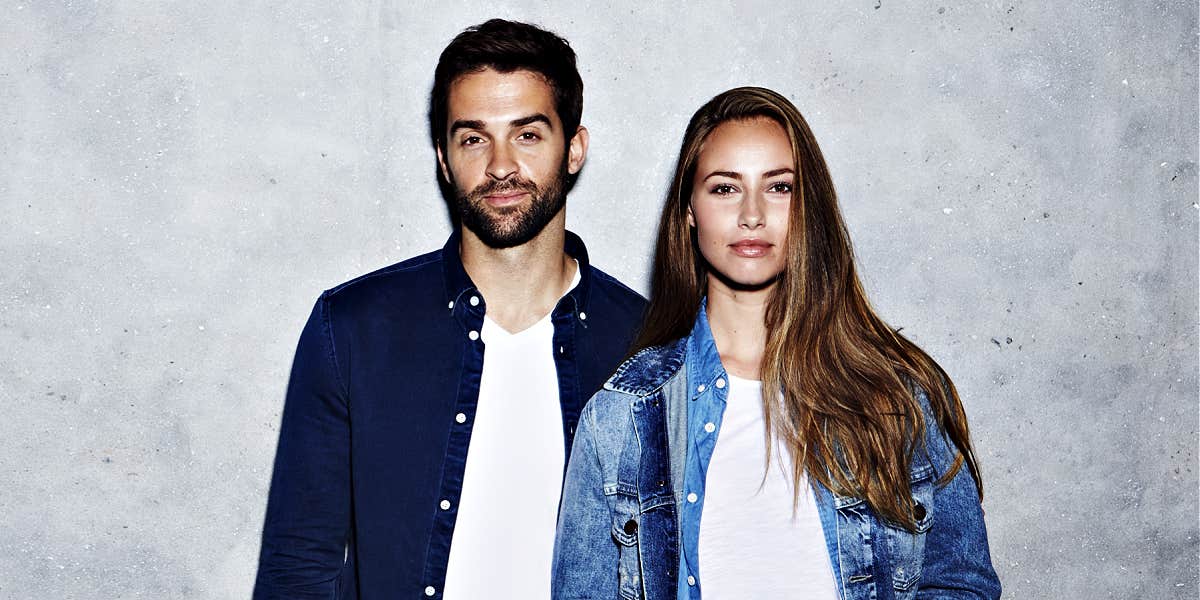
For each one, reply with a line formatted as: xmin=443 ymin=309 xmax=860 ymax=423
xmin=446 ymin=68 xmax=558 ymax=125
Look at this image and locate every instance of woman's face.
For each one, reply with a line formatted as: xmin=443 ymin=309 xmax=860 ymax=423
xmin=688 ymin=117 xmax=793 ymax=291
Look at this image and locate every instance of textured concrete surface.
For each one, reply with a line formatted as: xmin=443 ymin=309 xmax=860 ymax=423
xmin=1 ymin=2 xmax=1195 ymax=598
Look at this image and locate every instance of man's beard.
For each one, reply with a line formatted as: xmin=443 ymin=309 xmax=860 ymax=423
xmin=454 ymin=161 xmax=568 ymax=249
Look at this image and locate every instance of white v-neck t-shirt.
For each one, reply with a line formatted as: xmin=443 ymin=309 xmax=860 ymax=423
xmin=442 ymin=265 xmax=580 ymax=600
xmin=697 ymin=374 xmax=839 ymax=599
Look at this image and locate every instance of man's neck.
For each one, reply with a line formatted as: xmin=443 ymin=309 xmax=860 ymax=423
xmin=459 ymin=210 xmax=577 ymax=334
xmin=705 ymin=277 xmax=773 ymax=380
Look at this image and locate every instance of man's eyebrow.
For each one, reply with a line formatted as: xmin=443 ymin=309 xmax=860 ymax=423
xmin=510 ymin=113 xmax=553 ymax=129
xmin=449 ymin=119 xmax=486 ymax=136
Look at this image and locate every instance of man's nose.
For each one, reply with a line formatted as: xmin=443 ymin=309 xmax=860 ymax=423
xmin=486 ymin=143 xmax=518 ymax=180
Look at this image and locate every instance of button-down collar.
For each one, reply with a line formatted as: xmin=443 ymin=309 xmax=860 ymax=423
xmin=441 ymin=229 xmax=594 ymax=325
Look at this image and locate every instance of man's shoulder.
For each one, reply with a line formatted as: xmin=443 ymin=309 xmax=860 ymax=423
xmin=320 ymin=246 xmax=446 ymax=312
xmin=583 ymin=263 xmax=647 ymax=316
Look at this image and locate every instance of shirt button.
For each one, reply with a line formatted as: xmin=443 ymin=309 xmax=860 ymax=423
xmin=455 ymin=412 xmax=467 ymax=424
xmin=697 ymin=384 xmax=706 ymax=393
xmin=704 ymin=422 xmax=715 ymax=433
xmin=424 ymin=586 xmax=436 ymax=596
xmin=687 ymin=575 xmax=696 ymax=586
xmin=579 ymin=311 xmax=587 ymax=321
xmin=687 ymin=492 xmax=698 ymax=503
xmin=715 ymin=377 xmax=726 ymax=389
xmin=468 ymin=330 xmax=479 ymax=341
xmin=469 ymin=295 xmax=480 ymax=306
xmin=439 ymin=499 xmax=451 ymax=510
xmin=447 ymin=300 xmax=454 ymax=310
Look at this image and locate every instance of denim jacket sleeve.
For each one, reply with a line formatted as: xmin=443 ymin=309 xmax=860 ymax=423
xmin=552 ymin=397 xmax=618 ymax=599
xmin=254 ymin=295 xmax=352 ymax=599
xmin=916 ymin=387 xmax=1002 ymax=599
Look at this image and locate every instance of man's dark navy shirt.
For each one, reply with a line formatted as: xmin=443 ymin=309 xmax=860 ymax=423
xmin=254 ymin=231 xmax=646 ymax=599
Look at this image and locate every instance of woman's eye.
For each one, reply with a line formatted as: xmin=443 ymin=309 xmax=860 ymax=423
xmin=769 ymin=182 xmax=793 ymax=193
xmin=711 ymin=184 xmax=736 ymax=195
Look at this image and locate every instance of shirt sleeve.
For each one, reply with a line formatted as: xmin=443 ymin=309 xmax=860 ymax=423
xmin=254 ymin=294 xmax=352 ymax=599
xmin=916 ymin=386 xmax=1003 ymax=599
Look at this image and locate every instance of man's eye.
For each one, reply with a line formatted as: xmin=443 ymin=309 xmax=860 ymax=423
xmin=517 ymin=131 xmax=540 ymax=142
xmin=461 ymin=136 xmax=483 ymax=146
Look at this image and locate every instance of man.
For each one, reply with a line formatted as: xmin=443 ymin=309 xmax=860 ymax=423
xmin=254 ymin=19 xmax=645 ymax=599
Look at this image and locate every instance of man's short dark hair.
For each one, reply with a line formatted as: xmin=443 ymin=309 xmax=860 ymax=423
xmin=430 ymin=19 xmax=583 ymax=154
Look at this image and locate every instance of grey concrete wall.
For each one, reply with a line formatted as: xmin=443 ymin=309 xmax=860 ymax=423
xmin=1 ymin=1 xmax=1195 ymax=598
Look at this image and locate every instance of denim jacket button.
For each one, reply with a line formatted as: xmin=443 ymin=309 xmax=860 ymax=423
xmin=687 ymin=575 xmax=696 ymax=586
xmin=623 ymin=519 xmax=637 ymax=535
xmin=914 ymin=501 xmax=927 ymax=521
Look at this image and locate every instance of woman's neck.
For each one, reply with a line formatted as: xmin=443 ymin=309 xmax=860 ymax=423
xmin=705 ymin=276 xmax=773 ymax=380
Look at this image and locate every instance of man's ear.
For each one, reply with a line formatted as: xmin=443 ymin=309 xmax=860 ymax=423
xmin=566 ymin=126 xmax=589 ymax=175
xmin=436 ymin=145 xmax=451 ymax=184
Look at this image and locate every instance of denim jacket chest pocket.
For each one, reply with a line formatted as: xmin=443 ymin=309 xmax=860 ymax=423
xmin=605 ymin=393 xmax=678 ymax=600
xmin=834 ymin=458 xmax=936 ymax=600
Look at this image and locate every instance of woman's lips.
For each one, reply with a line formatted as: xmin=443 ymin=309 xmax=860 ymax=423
xmin=729 ymin=239 xmax=772 ymax=258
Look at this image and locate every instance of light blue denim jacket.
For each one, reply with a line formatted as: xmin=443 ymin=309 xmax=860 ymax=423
xmin=552 ymin=305 xmax=1001 ymax=600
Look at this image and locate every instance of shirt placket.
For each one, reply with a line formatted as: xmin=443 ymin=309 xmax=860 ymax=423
xmin=420 ymin=289 xmax=486 ymax=599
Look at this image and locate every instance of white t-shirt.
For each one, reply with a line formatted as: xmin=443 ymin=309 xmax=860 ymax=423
xmin=697 ymin=374 xmax=839 ymax=599
xmin=442 ymin=265 xmax=580 ymax=600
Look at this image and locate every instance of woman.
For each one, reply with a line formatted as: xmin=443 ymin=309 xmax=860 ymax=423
xmin=552 ymin=87 xmax=1000 ymax=600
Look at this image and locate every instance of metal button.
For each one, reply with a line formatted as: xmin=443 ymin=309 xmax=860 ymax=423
xmin=455 ymin=412 xmax=466 ymax=424
xmin=914 ymin=501 xmax=926 ymax=521
xmin=623 ymin=519 xmax=637 ymax=535
xmin=687 ymin=575 xmax=696 ymax=586
xmin=715 ymin=377 xmax=726 ymax=389
xmin=704 ymin=422 xmax=715 ymax=433
xmin=439 ymin=499 xmax=451 ymax=510
xmin=687 ymin=492 xmax=698 ymax=503
xmin=424 ymin=586 xmax=436 ymax=596
xmin=469 ymin=295 xmax=479 ymax=306
xmin=468 ymin=330 xmax=479 ymax=341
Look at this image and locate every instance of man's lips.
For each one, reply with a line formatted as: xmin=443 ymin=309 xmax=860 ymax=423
xmin=729 ymin=239 xmax=772 ymax=257
xmin=482 ymin=190 xmax=530 ymax=207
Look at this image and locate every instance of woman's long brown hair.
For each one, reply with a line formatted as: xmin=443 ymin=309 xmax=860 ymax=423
xmin=634 ymin=87 xmax=982 ymax=530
